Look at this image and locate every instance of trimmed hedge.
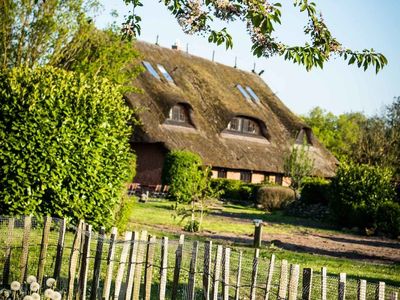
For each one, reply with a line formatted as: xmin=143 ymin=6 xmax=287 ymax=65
xmin=300 ymin=177 xmax=330 ymax=204
xmin=210 ymin=179 xmax=260 ymax=203
xmin=376 ymin=202 xmax=400 ymax=238
xmin=257 ymin=186 xmax=295 ymax=211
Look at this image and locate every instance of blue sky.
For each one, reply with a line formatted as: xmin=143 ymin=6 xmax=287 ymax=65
xmin=96 ymin=0 xmax=399 ymax=116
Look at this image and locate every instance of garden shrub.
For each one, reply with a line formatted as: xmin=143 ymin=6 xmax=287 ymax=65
xmin=0 ymin=67 xmax=135 ymax=229
xmin=210 ymin=179 xmax=260 ymax=203
xmin=300 ymin=177 xmax=331 ymax=204
xmin=162 ymin=150 xmax=203 ymax=203
xmin=330 ymin=162 xmax=396 ymax=229
xmin=376 ymin=202 xmax=400 ymax=237
xmin=257 ymin=186 xmax=295 ymax=211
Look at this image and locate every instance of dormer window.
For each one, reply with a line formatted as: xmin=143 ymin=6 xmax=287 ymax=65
xmin=296 ymin=128 xmax=313 ymax=146
xmin=227 ymin=117 xmax=261 ymax=135
xmin=165 ymin=103 xmax=194 ymax=127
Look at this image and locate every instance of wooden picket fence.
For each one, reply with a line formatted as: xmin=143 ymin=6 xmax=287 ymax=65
xmin=0 ymin=216 xmax=399 ymax=299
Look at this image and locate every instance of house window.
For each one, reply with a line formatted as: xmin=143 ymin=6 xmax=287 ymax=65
xmin=236 ymin=84 xmax=251 ymax=100
xmin=168 ymin=105 xmax=187 ymax=122
xmin=240 ymin=171 xmax=252 ymax=182
xmin=275 ymin=174 xmax=283 ymax=185
xmin=245 ymin=86 xmax=260 ymax=103
xmin=217 ymin=170 xmax=227 ymax=178
xmin=226 ymin=117 xmax=261 ymax=136
xmin=142 ymin=61 xmax=160 ymax=79
xmin=157 ymin=64 xmax=174 ymax=83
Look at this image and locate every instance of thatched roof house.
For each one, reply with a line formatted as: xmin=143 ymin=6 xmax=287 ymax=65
xmin=127 ymin=41 xmax=338 ymax=186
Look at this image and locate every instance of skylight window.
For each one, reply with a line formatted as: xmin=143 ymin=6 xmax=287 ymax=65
xmin=157 ymin=64 xmax=174 ymax=83
xmin=236 ymin=84 xmax=251 ymax=100
xmin=142 ymin=61 xmax=160 ymax=79
xmin=245 ymin=86 xmax=260 ymax=103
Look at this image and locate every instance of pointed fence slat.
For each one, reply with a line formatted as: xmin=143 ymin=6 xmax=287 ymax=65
xmin=53 ymin=218 xmax=66 ymax=282
xmin=2 ymin=217 xmax=15 ymax=286
xmin=37 ymin=216 xmax=52 ymax=285
xmin=132 ymin=230 xmax=148 ymax=300
xmin=212 ymin=245 xmax=223 ymax=300
xmin=203 ymin=241 xmax=212 ymax=300
xmin=171 ymin=234 xmax=185 ymax=300
xmin=144 ymin=235 xmax=156 ymax=300
xmin=288 ymin=264 xmax=300 ymax=300
xmin=250 ymin=248 xmax=260 ymax=300
xmin=125 ymin=231 xmax=139 ymax=300
xmin=67 ymin=220 xmax=84 ymax=300
xmin=234 ymin=251 xmax=243 ymax=300
xmin=338 ymin=273 xmax=346 ymax=300
xmin=114 ymin=231 xmax=133 ymax=300
xmin=77 ymin=224 xmax=92 ymax=300
xmin=159 ymin=237 xmax=169 ymax=300
xmin=103 ymin=227 xmax=118 ymax=300
xmin=375 ymin=281 xmax=385 ymax=300
xmin=321 ymin=267 xmax=327 ymax=300
xmin=278 ymin=259 xmax=288 ymax=300
xmin=90 ymin=226 xmax=105 ymax=300
xmin=187 ymin=241 xmax=199 ymax=300
xmin=302 ymin=268 xmax=313 ymax=300
xmin=19 ymin=216 xmax=32 ymax=282
xmin=264 ymin=254 xmax=275 ymax=300
xmin=222 ymin=247 xmax=231 ymax=300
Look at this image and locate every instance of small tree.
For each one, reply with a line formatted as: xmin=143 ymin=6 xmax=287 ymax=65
xmin=283 ymin=145 xmax=314 ymax=199
xmin=162 ymin=150 xmax=215 ymax=232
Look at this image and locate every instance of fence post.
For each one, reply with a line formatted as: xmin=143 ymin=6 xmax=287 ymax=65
xmin=375 ymin=282 xmax=385 ymax=300
xmin=250 ymin=248 xmax=260 ymax=300
xmin=159 ymin=237 xmax=169 ymax=300
xmin=391 ymin=292 xmax=398 ymax=300
xmin=103 ymin=227 xmax=118 ymax=300
xmin=357 ymin=279 xmax=367 ymax=300
xmin=321 ymin=267 xmax=327 ymax=300
xmin=77 ymin=224 xmax=92 ymax=300
xmin=302 ymin=268 xmax=313 ymax=300
xmin=264 ymin=254 xmax=275 ymax=300
xmin=67 ymin=220 xmax=84 ymax=300
xmin=2 ymin=217 xmax=15 ymax=286
xmin=212 ymin=245 xmax=223 ymax=300
xmin=278 ymin=259 xmax=288 ymax=300
xmin=203 ymin=241 xmax=212 ymax=300
xmin=288 ymin=264 xmax=300 ymax=300
xmin=338 ymin=273 xmax=346 ymax=300
xmin=53 ymin=218 xmax=66 ymax=282
xmin=171 ymin=234 xmax=185 ymax=300
xmin=90 ymin=226 xmax=105 ymax=300
xmin=222 ymin=247 xmax=231 ymax=300
xmin=187 ymin=241 xmax=199 ymax=300
xmin=37 ymin=216 xmax=52 ymax=285
xmin=19 ymin=215 xmax=32 ymax=283
xmin=132 ymin=230 xmax=148 ymax=300
xmin=144 ymin=235 xmax=156 ymax=300
xmin=234 ymin=251 xmax=243 ymax=300
xmin=114 ymin=231 xmax=133 ymax=300
xmin=125 ymin=231 xmax=139 ymax=300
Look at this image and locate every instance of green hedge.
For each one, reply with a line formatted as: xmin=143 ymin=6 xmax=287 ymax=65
xmin=210 ymin=178 xmax=261 ymax=203
xmin=0 ymin=67 xmax=135 ymax=229
xmin=300 ymin=177 xmax=330 ymax=204
xmin=376 ymin=202 xmax=400 ymax=237
xmin=257 ymin=186 xmax=295 ymax=211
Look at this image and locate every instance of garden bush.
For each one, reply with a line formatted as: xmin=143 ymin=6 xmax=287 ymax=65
xmin=300 ymin=177 xmax=331 ymax=204
xmin=330 ymin=162 xmax=396 ymax=230
xmin=210 ymin=179 xmax=260 ymax=203
xmin=0 ymin=67 xmax=136 ymax=229
xmin=376 ymin=202 xmax=400 ymax=238
xmin=257 ymin=186 xmax=295 ymax=211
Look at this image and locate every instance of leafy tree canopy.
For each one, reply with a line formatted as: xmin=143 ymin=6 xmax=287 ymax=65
xmin=121 ymin=0 xmax=387 ymax=72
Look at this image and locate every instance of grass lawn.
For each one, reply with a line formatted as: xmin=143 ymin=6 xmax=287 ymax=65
xmin=127 ymin=198 xmax=400 ymax=286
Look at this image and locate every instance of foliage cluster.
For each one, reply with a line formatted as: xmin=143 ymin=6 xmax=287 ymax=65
xmin=330 ymin=162 xmax=398 ymax=236
xmin=0 ymin=67 xmax=135 ymax=229
xmin=257 ymin=186 xmax=295 ymax=211
xmin=300 ymin=177 xmax=330 ymax=205
xmin=210 ymin=178 xmax=260 ymax=203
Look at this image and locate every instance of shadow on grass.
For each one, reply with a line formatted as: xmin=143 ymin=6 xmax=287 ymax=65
xmin=315 ymin=234 xmax=400 ymax=250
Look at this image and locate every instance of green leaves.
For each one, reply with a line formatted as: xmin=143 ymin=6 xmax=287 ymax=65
xmin=343 ymin=49 xmax=388 ymax=74
xmin=0 ymin=66 xmax=136 ymax=229
xmin=208 ymin=28 xmax=233 ymax=49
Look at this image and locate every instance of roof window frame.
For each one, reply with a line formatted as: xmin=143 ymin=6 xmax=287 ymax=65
xmin=245 ymin=86 xmax=260 ymax=103
xmin=157 ymin=64 xmax=175 ymax=83
xmin=142 ymin=61 xmax=161 ymax=80
xmin=236 ymin=84 xmax=251 ymax=101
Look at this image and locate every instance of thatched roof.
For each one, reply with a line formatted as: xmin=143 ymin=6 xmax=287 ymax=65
xmin=126 ymin=41 xmax=338 ymax=177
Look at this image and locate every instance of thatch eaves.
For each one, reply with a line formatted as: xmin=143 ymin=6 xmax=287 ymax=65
xmin=127 ymin=41 xmax=338 ymax=177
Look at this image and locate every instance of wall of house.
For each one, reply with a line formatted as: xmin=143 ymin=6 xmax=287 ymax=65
xmin=283 ymin=176 xmax=292 ymax=187
xmin=226 ymin=171 xmax=241 ymax=180
xmin=211 ymin=170 xmax=218 ymax=179
xmin=132 ymin=143 xmax=167 ymax=186
xmin=251 ymin=173 xmax=265 ymax=184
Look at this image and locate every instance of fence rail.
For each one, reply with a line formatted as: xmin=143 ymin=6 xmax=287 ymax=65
xmin=0 ymin=216 xmax=398 ymax=299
